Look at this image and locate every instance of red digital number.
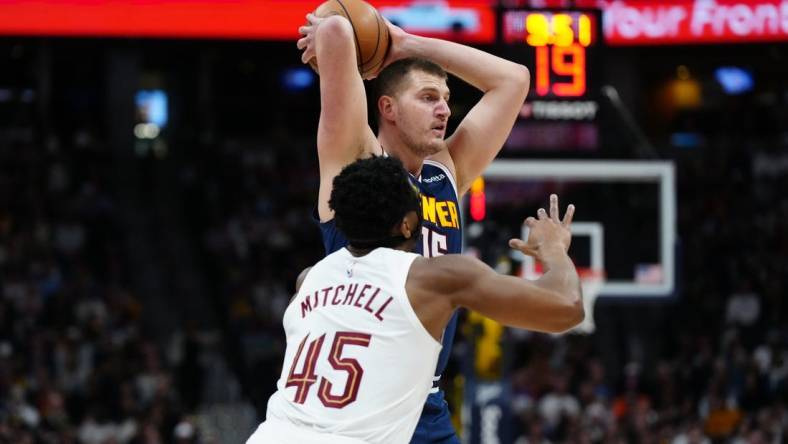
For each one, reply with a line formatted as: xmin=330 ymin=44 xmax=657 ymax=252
xmin=285 ymin=331 xmax=372 ymax=408
xmin=534 ymin=43 xmax=586 ymax=97
xmin=535 ymin=46 xmax=551 ymax=96
xmin=552 ymin=44 xmax=586 ymax=96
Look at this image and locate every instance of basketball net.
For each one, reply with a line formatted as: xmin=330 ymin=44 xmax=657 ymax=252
xmin=575 ymin=268 xmax=604 ymax=334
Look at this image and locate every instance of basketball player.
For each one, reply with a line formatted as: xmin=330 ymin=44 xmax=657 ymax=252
xmin=297 ymin=12 xmax=530 ymax=444
xmin=247 ymin=156 xmax=582 ymax=444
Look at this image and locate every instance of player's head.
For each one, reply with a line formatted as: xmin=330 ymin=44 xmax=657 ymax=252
xmin=329 ymin=156 xmax=422 ymax=251
xmin=374 ymin=57 xmax=450 ymax=158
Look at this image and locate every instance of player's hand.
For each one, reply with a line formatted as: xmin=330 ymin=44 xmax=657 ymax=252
xmin=367 ymin=18 xmax=408 ymax=79
xmin=297 ymin=13 xmax=324 ymax=65
xmin=509 ymin=194 xmax=575 ymax=262
xmin=298 ymin=13 xmax=379 ymax=80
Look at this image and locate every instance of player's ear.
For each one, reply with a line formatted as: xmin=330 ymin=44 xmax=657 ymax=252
xmin=378 ymin=95 xmax=395 ymax=121
xmin=397 ymin=217 xmax=410 ymax=239
xmin=400 ymin=211 xmax=419 ymax=239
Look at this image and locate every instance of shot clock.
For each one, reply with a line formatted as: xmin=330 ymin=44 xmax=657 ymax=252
xmin=503 ymin=10 xmax=599 ymax=98
xmin=501 ymin=10 xmax=603 ymax=153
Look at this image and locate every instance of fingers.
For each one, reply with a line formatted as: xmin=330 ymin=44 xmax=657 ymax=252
xmin=549 ymin=194 xmax=560 ymax=223
xmin=563 ymin=204 xmax=575 ymax=227
xmin=297 ymin=23 xmax=313 ymax=63
xmin=545 ymin=193 xmax=575 ymax=226
xmin=509 ymin=238 xmax=538 ymax=257
xmin=298 ymin=14 xmax=319 ymax=61
xmin=527 ymin=195 xmax=574 ymax=226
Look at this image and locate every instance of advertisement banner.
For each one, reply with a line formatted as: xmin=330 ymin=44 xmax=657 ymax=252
xmin=601 ymin=0 xmax=788 ymax=45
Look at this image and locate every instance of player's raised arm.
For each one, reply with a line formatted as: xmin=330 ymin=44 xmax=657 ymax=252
xmin=298 ymin=14 xmax=378 ymax=221
xmin=408 ymin=195 xmax=582 ymax=337
xmin=392 ymin=29 xmax=530 ymax=196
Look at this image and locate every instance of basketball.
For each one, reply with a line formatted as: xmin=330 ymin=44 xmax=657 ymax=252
xmin=308 ymin=0 xmax=390 ymax=78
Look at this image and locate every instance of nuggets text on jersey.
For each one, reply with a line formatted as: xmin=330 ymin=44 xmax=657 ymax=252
xmin=421 ymin=195 xmax=459 ymax=229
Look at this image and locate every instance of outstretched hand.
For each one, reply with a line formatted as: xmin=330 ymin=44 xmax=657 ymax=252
xmin=509 ymin=194 xmax=575 ymax=262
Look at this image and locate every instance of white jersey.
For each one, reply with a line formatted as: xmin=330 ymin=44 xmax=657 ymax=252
xmin=253 ymin=247 xmax=442 ymax=444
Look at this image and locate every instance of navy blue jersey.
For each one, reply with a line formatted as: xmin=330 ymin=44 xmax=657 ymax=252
xmin=317 ymin=160 xmax=463 ymax=380
xmin=409 ymin=161 xmax=462 ymax=380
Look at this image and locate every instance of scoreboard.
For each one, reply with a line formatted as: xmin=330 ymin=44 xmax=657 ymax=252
xmin=504 ymin=10 xmax=598 ymax=98
xmin=500 ymin=10 xmax=603 ymax=153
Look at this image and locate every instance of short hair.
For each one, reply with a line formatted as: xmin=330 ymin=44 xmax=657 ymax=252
xmin=372 ymin=57 xmax=448 ymax=123
xmin=329 ymin=156 xmax=420 ymax=248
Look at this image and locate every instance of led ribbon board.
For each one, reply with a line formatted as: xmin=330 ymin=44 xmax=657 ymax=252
xmin=0 ymin=0 xmax=495 ymax=43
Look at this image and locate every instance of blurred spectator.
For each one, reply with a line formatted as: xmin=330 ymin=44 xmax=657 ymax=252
xmin=538 ymin=371 xmax=580 ymax=434
xmin=0 ymin=128 xmax=214 ymax=442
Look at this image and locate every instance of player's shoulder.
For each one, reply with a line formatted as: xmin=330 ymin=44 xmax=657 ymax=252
xmin=420 ymin=162 xmax=450 ymax=183
xmin=423 ymin=150 xmax=456 ymax=178
xmin=408 ymin=255 xmax=482 ymax=292
xmin=420 ymin=157 xmax=459 ymax=198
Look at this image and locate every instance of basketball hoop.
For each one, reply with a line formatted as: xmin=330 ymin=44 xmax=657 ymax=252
xmin=519 ymin=265 xmax=605 ymax=334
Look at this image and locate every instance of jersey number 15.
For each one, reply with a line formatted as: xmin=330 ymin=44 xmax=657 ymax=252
xmin=422 ymin=226 xmax=448 ymax=258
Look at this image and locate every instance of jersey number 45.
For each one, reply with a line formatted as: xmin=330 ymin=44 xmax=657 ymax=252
xmin=285 ymin=332 xmax=372 ymax=409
